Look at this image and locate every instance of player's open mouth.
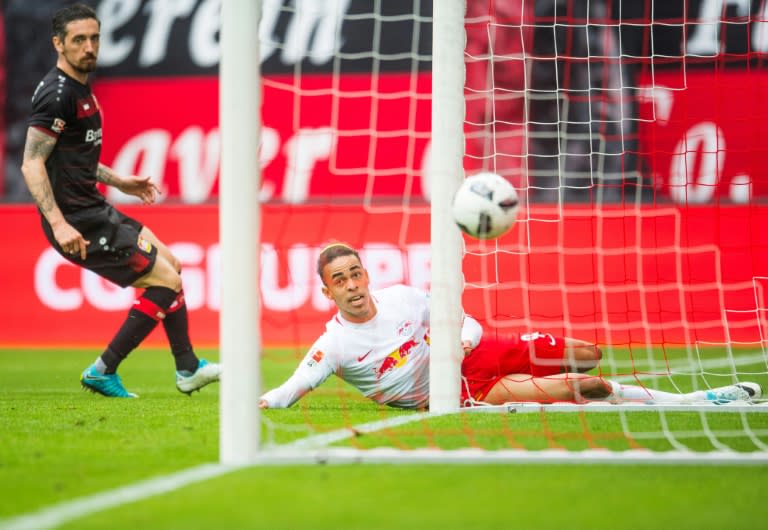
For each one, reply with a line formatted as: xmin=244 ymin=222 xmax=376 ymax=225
xmin=349 ymin=295 xmax=364 ymax=304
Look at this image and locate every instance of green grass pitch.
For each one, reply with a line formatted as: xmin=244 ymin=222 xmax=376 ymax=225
xmin=1 ymin=347 xmax=767 ymax=529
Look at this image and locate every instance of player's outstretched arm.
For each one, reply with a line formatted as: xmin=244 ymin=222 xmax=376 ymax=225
xmin=96 ymin=163 xmax=160 ymax=205
xmin=260 ymin=372 xmax=315 ymax=409
xmin=21 ymin=127 xmax=89 ymax=259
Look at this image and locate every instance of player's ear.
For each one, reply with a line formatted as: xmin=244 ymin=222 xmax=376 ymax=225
xmin=53 ymin=35 xmax=64 ymax=53
xmin=321 ymin=285 xmax=333 ymax=300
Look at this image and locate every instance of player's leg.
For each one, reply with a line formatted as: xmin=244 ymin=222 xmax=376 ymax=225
xmin=136 ymin=226 xmax=220 ymax=394
xmin=75 ymin=208 xmax=163 ymax=397
xmin=132 ymin=227 xmax=196 ymax=371
xmin=609 ymin=380 xmax=763 ymax=403
xmin=90 ymin=242 xmax=177 ymax=389
xmin=520 ymin=332 xmax=601 ymax=374
xmin=79 ymin=208 xmax=213 ymax=396
xmin=136 ymin=225 xmax=181 ymax=274
xmin=560 ymin=338 xmax=601 ymax=373
xmin=483 ymin=372 xmax=612 ymax=404
xmin=462 ymin=333 xmax=604 ymax=404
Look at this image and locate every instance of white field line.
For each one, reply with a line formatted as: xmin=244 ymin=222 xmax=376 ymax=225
xmin=0 ymin=464 xmax=239 ymax=530
xmin=0 ymin=412 xmax=438 ymax=530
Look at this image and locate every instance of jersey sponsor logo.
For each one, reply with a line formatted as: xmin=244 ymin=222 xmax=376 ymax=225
xmin=51 ymin=118 xmax=66 ymax=133
xmin=375 ymin=337 xmax=418 ymax=379
xmin=85 ymin=128 xmax=103 ymax=145
xmin=306 ymin=349 xmax=324 ymax=367
xmin=520 ymin=331 xmax=556 ymax=346
xmin=356 ymin=350 xmax=372 ymax=362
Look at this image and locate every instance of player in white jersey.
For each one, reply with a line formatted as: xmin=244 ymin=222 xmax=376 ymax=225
xmin=259 ymin=244 xmax=762 ymax=409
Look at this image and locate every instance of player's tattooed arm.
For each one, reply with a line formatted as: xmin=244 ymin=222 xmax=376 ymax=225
xmin=96 ymin=163 xmax=121 ymax=187
xmin=21 ymin=127 xmax=89 ymax=257
xmin=20 ymin=127 xmax=61 ymax=222
xmin=98 ymin=163 xmax=160 ymax=204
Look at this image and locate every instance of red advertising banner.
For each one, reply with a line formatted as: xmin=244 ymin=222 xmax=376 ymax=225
xmin=638 ymin=70 xmax=768 ymax=203
xmin=3 ymin=204 xmax=766 ymax=348
xmin=94 ymin=73 xmax=432 ymax=205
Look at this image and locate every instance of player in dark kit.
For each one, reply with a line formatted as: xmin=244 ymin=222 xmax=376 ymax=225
xmin=20 ymin=3 xmax=221 ymax=398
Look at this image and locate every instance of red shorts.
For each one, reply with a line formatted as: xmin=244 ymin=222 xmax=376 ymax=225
xmin=460 ymin=331 xmax=566 ymax=404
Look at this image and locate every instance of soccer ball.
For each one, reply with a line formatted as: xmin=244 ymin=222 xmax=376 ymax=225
xmin=451 ymin=172 xmax=519 ymax=239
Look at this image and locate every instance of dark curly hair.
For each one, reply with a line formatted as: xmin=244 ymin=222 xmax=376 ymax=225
xmin=52 ymin=3 xmax=99 ymax=42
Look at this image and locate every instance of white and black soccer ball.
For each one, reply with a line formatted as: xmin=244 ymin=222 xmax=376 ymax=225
xmin=451 ymin=172 xmax=519 ymax=240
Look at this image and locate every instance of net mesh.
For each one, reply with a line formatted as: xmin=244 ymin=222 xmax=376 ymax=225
xmin=259 ymin=0 xmax=768 ymax=459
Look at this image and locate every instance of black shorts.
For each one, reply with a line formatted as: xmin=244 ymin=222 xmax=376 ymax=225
xmin=41 ymin=203 xmax=158 ymax=288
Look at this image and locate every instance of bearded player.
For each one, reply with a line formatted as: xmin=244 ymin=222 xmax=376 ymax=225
xmin=20 ymin=4 xmax=220 ymax=398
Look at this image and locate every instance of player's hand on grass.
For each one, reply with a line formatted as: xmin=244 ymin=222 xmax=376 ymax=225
xmin=52 ymin=219 xmax=90 ymax=260
xmin=258 ymin=399 xmax=269 ymax=409
xmin=119 ymin=174 xmax=160 ymax=205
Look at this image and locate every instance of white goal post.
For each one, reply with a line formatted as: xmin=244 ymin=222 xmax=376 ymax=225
xmin=428 ymin=0 xmax=466 ymax=414
xmin=217 ymin=0 xmax=768 ymax=465
xmin=219 ymin=0 xmax=262 ymax=464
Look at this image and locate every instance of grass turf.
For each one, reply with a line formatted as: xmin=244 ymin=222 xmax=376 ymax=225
xmin=1 ymin=347 xmax=767 ymax=529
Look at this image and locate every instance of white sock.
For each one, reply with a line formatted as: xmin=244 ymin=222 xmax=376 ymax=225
xmin=609 ymin=381 xmax=689 ymax=403
xmin=94 ymin=358 xmax=108 ymax=374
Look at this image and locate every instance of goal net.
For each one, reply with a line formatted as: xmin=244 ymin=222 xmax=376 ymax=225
xmin=234 ymin=0 xmax=768 ymax=463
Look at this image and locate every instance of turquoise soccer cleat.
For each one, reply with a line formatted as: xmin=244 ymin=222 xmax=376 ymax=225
xmin=705 ymin=382 xmax=762 ymax=404
xmin=176 ymin=359 xmax=221 ymax=395
xmin=80 ymin=364 xmax=138 ymax=398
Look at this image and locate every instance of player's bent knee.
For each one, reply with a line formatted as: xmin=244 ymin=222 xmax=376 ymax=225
xmin=575 ymin=377 xmax=611 ymax=399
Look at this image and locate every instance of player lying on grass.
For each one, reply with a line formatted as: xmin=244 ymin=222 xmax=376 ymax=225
xmin=20 ymin=4 xmax=220 ymax=398
xmin=259 ymin=243 xmax=762 ymax=409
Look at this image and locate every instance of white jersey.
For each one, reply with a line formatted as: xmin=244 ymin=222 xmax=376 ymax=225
xmin=261 ymin=284 xmax=481 ymax=409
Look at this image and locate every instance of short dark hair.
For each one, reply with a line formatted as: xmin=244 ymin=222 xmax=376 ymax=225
xmin=316 ymin=243 xmax=361 ymax=282
xmin=52 ymin=3 xmax=99 ymax=42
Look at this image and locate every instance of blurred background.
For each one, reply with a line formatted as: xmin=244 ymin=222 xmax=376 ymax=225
xmin=2 ymin=0 xmax=767 ymax=350
xmin=3 ymin=0 xmax=766 ymax=205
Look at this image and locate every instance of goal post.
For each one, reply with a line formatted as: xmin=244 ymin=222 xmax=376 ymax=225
xmin=223 ymin=0 xmax=768 ymax=464
xmin=219 ymin=0 xmax=262 ymax=464
xmin=428 ymin=0 xmax=466 ymax=414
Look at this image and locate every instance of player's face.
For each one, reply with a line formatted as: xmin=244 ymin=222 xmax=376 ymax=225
xmin=54 ymin=18 xmax=100 ymax=77
xmin=321 ymin=255 xmax=376 ymax=323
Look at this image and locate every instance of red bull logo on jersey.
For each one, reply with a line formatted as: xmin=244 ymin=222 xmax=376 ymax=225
xmin=375 ymin=337 xmax=419 ymax=379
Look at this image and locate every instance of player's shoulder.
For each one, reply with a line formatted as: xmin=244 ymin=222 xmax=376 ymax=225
xmin=323 ymin=314 xmax=349 ymax=337
xmin=32 ymin=69 xmax=82 ymax=105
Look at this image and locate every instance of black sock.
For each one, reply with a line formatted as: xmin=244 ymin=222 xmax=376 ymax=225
xmin=163 ymin=290 xmax=199 ymax=373
xmin=99 ymin=286 xmax=177 ymax=374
